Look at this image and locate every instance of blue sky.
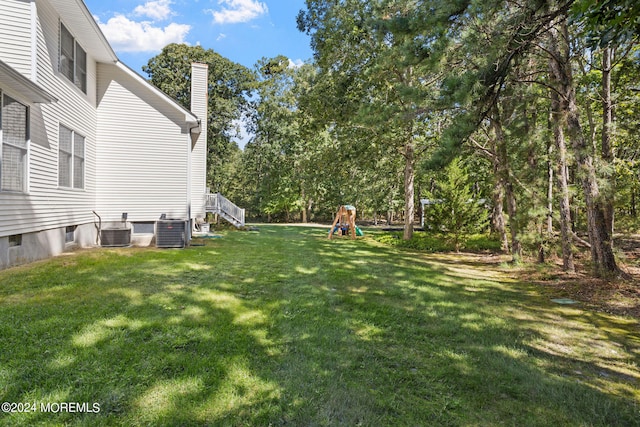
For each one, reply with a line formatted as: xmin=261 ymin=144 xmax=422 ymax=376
xmin=83 ymin=0 xmax=314 ymax=75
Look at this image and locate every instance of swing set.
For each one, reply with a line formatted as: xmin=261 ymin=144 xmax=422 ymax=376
xmin=328 ymin=205 xmax=363 ymax=239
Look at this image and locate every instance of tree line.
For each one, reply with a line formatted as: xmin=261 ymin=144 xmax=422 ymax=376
xmin=143 ymin=1 xmax=640 ymax=277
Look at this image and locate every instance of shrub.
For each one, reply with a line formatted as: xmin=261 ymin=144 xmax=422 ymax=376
xmin=375 ymin=232 xmax=500 ymax=253
xmin=425 ymin=157 xmax=489 ymax=251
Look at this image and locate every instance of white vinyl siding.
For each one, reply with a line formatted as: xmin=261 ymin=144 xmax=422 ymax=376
xmin=0 ymin=0 xmax=97 ymax=237
xmin=1 ymin=94 xmax=29 ymax=193
xmin=96 ymin=63 xmax=189 ymax=222
xmin=190 ymin=63 xmax=208 ymax=219
xmin=0 ymin=0 xmax=33 ymax=76
xmin=0 ymin=0 xmax=205 ymax=243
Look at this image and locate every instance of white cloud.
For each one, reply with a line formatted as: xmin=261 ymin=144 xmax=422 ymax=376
xmin=216 ymin=33 xmax=227 ymax=41
xmin=207 ymin=0 xmax=268 ymax=24
xmin=134 ymin=0 xmax=173 ymax=21
xmin=288 ymin=58 xmax=304 ymax=69
xmin=97 ymin=14 xmax=191 ymax=52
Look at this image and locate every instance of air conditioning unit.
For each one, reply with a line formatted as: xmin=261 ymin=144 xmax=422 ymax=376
xmin=156 ymin=220 xmax=186 ymax=248
xmin=101 ymin=228 xmax=131 ymax=247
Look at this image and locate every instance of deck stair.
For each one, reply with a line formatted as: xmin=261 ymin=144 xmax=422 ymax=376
xmin=205 ymin=192 xmax=245 ymax=228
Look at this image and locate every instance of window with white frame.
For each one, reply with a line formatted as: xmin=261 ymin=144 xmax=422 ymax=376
xmin=1 ymin=94 xmax=29 ymax=192
xmin=58 ymin=124 xmax=84 ymax=189
xmin=59 ymin=22 xmax=87 ymax=93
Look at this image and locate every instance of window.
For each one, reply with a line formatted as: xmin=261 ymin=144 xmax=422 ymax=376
xmin=59 ymin=23 xmax=86 ymax=93
xmin=75 ymin=46 xmax=87 ymax=93
xmin=1 ymin=94 xmax=29 ymax=192
xmin=58 ymin=125 xmax=84 ymax=189
xmin=9 ymin=234 xmax=22 ymax=247
xmin=73 ymin=132 xmax=84 ymax=188
xmin=65 ymin=225 xmax=76 ymax=243
xmin=133 ymin=222 xmax=155 ymax=234
xmin=59 ymin=24 xmax=74 ymax=82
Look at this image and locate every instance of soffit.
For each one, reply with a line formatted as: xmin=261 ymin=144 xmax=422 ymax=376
xmin=0 ymin=60 xmax=57 ymax=103
xmin=46 ymin=0 xmax=117 ymax=63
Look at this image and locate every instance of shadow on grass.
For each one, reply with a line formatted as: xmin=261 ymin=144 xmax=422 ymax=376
xmin=0 ymin=225 xmax=638 ymax=426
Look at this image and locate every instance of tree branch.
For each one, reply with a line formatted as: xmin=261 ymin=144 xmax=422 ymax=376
xmin=468 ymin=136 xmax=495 ymax=159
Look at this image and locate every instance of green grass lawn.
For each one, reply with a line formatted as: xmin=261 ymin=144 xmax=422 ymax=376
xmin=0 ymin=225 xmax=638 ymax=426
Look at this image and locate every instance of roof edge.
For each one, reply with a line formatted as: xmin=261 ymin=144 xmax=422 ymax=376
xmin=77 ymin=0 xmax=118 ymax=62
xmin=0 ymin=60 xmax=57 ymax=103
xmin=115 ymin=61 xmax=200 ymax=128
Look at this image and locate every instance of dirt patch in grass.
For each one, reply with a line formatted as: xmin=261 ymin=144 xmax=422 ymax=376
xmin=513 ymin=237 xmax=640 ymax=320
xmin=530 ymin=272 xmax=640 ymax=319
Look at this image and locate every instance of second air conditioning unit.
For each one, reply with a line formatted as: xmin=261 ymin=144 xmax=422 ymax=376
xmin=156 ymin=219 xmax=186 ymax=248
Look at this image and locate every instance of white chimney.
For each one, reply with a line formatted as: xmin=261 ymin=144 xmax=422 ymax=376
xmin=189 ymin=62 xmax=209 ymax=220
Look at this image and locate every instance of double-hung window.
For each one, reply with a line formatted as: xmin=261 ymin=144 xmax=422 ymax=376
xmin=58 ymin=125 xmax=84 ymax=189
xmin=59 ymin=23 xmax=86 ymax=93
xmin=1 ymin=94 xmax=29 ymax=192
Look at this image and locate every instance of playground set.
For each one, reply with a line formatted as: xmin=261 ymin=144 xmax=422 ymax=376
xmin=328 ymin=205 xmax=363 ymax=239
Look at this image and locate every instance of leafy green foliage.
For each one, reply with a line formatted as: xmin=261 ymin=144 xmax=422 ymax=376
xmin=425 ymin=158 xmax=489 ymax=251
xmin=572 ymin=0 xmax=640 ymax=46
xmin=375 ymin=231 xmax=501 ymax=252
xmin=240 ymin=56 xmax=307 ymax=221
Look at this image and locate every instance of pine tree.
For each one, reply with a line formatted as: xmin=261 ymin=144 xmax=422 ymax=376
xmin=426 ymin=158 xmax=488 ymax=251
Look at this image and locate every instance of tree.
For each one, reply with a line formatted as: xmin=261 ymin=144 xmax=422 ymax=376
xmin=546 ymin=14 xmax=620 ymax=277
xmin=426 ymin=157 xmax=488 ymax=252
xmin=572 ymin=0 xmax=640 ymax=47
xmin=249 ymin=0 xmax=639 ymax=277
xmin=298 ymin=0 xmax=442 ymax=240
xmin=547 ymin=22 xmax=576 ymax=272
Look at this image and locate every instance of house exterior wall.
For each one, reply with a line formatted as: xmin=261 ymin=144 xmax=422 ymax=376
xmin=0 ymin=223 xmax=94 ymax=269
xmin=95 ymin=63 xmax=189 ymax=223
xmin=0 ymin=0 xmax=97 ymax=240
xmin=0 ymin=0 xmax=208 ymax=269
xmin=0 ymin=0 xmax=33 ymax=77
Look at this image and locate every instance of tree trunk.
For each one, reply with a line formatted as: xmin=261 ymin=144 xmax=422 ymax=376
xmin=556 ymin=131 xmax=575 ymax=272
xmin=548 ymin=17 xmax=619 ymax=277
xmin=491 ymin=109 xmax=521 ymax=261
xmin=491 ymin=157 xmax=509 ymax=252
xmin=602 ymin=46 xmax=615 ymax=237
xmin=548 ymin=58 xmax=575 ymax=272
xmin=403 ymin=141 xmax=415 ymax=240
xmin=546 ymin=139 xmax=554 ymax=236
xmin=504 ymin=180 xmax=522 ymax=262
xmin=301 ymin=189 xmax=308 ymax=223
